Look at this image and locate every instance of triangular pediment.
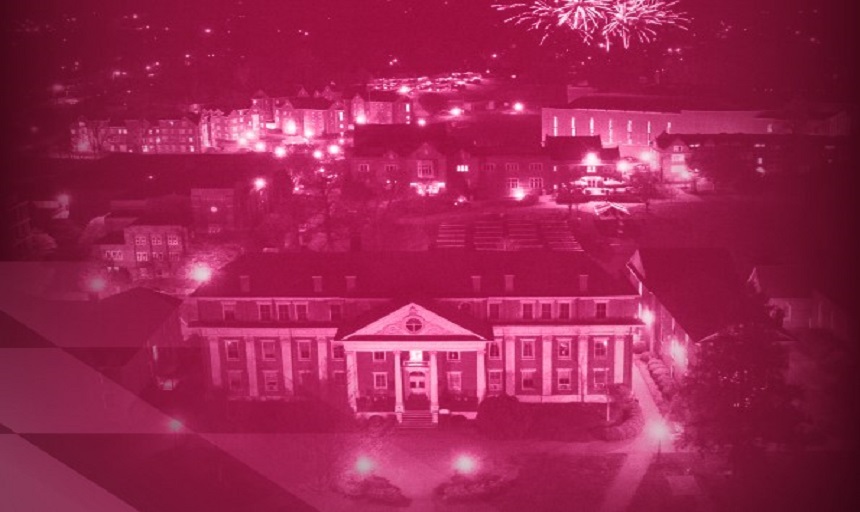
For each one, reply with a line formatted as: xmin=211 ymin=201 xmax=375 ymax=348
xmin=340 ymin=302 xmax=490 ymax=340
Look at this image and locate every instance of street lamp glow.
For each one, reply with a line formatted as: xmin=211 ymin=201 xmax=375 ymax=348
xmin=304 ymin=128 xmax=315 ymax=138
xmin=355 ymin=114 xmax=367 ymax=125
xmin=450 ymin=107 xmax=463 ymax=117
xmin=417 ymin=118 xmax=427 ymax=127
xmin=87 ymin=276 xmax=107 ymax=293
xmin=354 ymin=456 xmax=374 ymax=476
xmin=237 ymin=137 xmax=248 ymax=147
xmin=513 ymin=102 xmax=524 ymax=112
xmin=398 ymin=85 xmax=411 ymax=94
xmin=639 ymin=151 xmax=653 ymax=163
xmin=583 ymin=153 xmax=601 ymax=166
xmin=640 ymin=309 xmax=655 ymax=326
xmin=190 ymin=264 xmax=212 ymax=283
xmin=254 ymin=177 xmax=267 ymax=191
xmin=453 ymin=455 xmax=478 ymax=475
xmin=274 ymin=146 xmax=287 ymax=158
xmin=312 ymin=149 xmax=324 ymax=159
xmin=327 ymin=144 xmax=340 ymax=155
xmin=617 ymin=160 xmax=632 ymax=173
xmin=512 ymin=187 xmax=526 ymax=201
xmin=168 ymin=418 xmax=183 ymax=432
xmin=254 ymin=141 xmax=266 ymax=152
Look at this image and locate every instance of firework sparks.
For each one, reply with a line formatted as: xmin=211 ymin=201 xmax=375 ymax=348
xmin=493 ymin=0 xmax=688 ymax=50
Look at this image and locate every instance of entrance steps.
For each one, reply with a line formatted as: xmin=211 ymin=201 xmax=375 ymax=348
xmin=398 ymin=411 xmax=435 ymax=429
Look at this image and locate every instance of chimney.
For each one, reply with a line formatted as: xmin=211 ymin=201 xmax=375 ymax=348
xmin=312 ymin=275 xmax=323 ymax=293
xmin=578 ymin=274 xmax=589 ymax=293
xmin=471 ymin=275 xmax=482 ymax=294
xmin=239 ymin=275 xmax=251 ymax=293
xmin=346 ymin=275 xmax=357 ymax=293
xmin=504 ymin=274 xmax=515 ymax=293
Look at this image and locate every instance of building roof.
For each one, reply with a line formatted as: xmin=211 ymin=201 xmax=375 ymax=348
xmin=629 ymin=248 xmax=757 ymax=341
xmin=545 ymin=136 xmax=619 ymax=162
xmin=335 ymin=298 xmax=495 ymax=340
xmin=284 ymin=97 xmax=335 ymax=110
xmin=654 ymin=132 xmax=849 ymax=150
xmin=563 ymin=94 xmax=758 ymax=113
xmin=191 ymin=251 xmax=637 ymax=299
xmin=352 ymin=123 xmax=452 ymax=157
xmin=750 ymin=265 xmax=813 ymax=299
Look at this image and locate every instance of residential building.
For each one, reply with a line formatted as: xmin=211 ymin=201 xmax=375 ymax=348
xmin=141 ymin=118 xmax=201 ymax=154
xmin=273 ymin=97 xmax=347 ymax=138
xmin=347 ymin=90 xmax=412 ymax=126
xmin=94 ymin=214 xmax=190 ymax=280
xmin=189 ymin=251 xmax=643 ymax=424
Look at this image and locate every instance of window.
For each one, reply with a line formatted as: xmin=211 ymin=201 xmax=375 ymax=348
xmin=506 ymin=178 xmax=519 ymax=190
xmin=540 ymin=303 xmax=552 ymax=320
xmin=330 ymin=304 xmax=342 ymax=322
xmin=571 ymin=117 xmax=577 ymax=136
xmin=225 ymin=340 xmax=240 ymax=361
xmin=521 ymin=370 xmax=536 ymax=390
xmin=528 ymin=163 xmax=543 ymax=172
xmin=456 ymin=164 xmax=469 ymax=173
xmin=417 ymin=161 xmax=434 ymax=177
xmin=505 ymin=163 xmax=520 ymax=172
xmin=167 ymin=235 xmax=180 ymax=246
xmin=263 ymin=371 xmax=279 ymax=393
xmin=522 ymin=303 xmax=534 ymax=320
xmin=558 ymin=339 xmax=571 ymax=359
xmin=558 ymin=303 xmax=570 ymax=320
xmin=384 ymin=164 xmax=397 ymax=174
xmin=488 ymin=341 xmax=501 ymax=360
xmin=152 ymin=252 xmax=164 ymax=261
xmin=489 ymin=370 xmax=503 ymax=391
xmin=488 ymin=303 xmax=500 ymax=320
xmin=259 ymin=304 xmax=272 ymax=321
xmin=529 ymin=177 xmax=544 ymax=190
xmin=278 ymin=304 xmax=290 ymax=321
xmin=552 ymin=115 xmax=559 ymax=136
xmin=373 ymin=372 xmax=388 ymax=390
xmin=261 ymin=340 xmax=277 ymax=361
xmin=373 ymin=351 xmax=386 ymax=362
xmin=134 ymin=235 xmax=147 ymax=246
xmin=447 ymin=351 xmax=460 ymax=361
xmin=671 ymin=154 xmax=685 ymax=163
xmin=151 ymin=235 xmax=163 ymax=245
xmin=521 ymin=339 xmax=535 ymax=359
xmin=298 ymin=341 xmax=312 ymax=361
xmin=222 ymin=303 xmax=236 ymax=321
xmin=136 ymin=252 xmax=149 ymax=262
xmin=594 ymin=338 xmax=608 ymax=359
xmin=295 ymin=304 xmax=308 ymax=321
xmin=332 ymin=344 xmax=345 ymax=360
xmin=227 ymin=371 xmax=243 ymax=392
xmin=593 ymin=368 xmax=608 ymax=391
xmin=558 ymin=369 xmax=573 ymax=391
xmin=482 ymin=163 xmax=496 ymax=172
xmin=595 ymin=302 xmax=607 ymax=319
xmin=447 ymin=372 xmax=462 ymax=392
xmin=405 ymin=317 xmax=423 ymax=333
xmin=333 ymin=371 xmax=346 ymax=385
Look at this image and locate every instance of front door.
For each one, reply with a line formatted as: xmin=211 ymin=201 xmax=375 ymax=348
xmin=405 ymin=371 xmax=429 ymax=410
xmin=408 ymin=371 xmax=427 ymax=395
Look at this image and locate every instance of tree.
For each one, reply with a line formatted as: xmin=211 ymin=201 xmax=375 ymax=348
xmin=686 ymin=147 xmax=754 ymax=191
xmin=628 ymin=171 xmax=659 ymax=211
xmin=674 ymin=323 xmax=803 ymax=477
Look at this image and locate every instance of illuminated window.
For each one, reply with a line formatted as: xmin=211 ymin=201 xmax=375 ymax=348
xmin=373 ymin=372 xmax=388 ymax=389
xmin=552 ymin=115 xmax=559 ymax=136
xmin=263 ymin=371 xmax=279 ymax=393
xmin=417 ymin=161 xmax=434 ymax=177
xmin=447 ymin=351 xmax=460 ymax=361
xmin=594 ymin=338 xmax=608 ymax=359
xmin=134 ymin=235 xmax=147 ymax=246
xmin=298 ymin=341 xmax=311 ymax=361
xmin=261 ymin=340 xmax=277 ymax=361
xmin=151 ymin=235 xmax=163 ymax=245
xmin=258 ymin=304 xmax=272 ymax=321
xmin=557 ymin=368 xmax=572 ymax=390
xmin=529 ymin=177 xmax=544 ymax=190
xmin=447 ymin=371 xmax=462 ymax=392
xmin=488 ymin=341 xmax=501 ymax=360
xmin=593 ymin=368 xmax=608 ymax=391
xmin=521 ymin=369 xmax=536 ymax=390
xmin=167 ymin=235 xmax=180 ymax=246
xmin=224 ymin=340 xmax=240 ymax=361
xmin=332 ymin=344 xmax=345 ymax=360
xmin=135 ymin=252 xmax=149 ymax=262
xmin=521 ymin=339 xmax=535 ymax=359
xmin=571 ymin=117 xmax=576 ymax=136
xmin=558 ymin=339 xmax=571 ymax=359
xmin=373 ymin=351 xmax=386 ymax=362
xmin=456 ymin=164 xmax=469 ymax=173
xmin=488 ymin=370 xmax=503 ymax=391
xmin=589 ymin=117 xmax=595 ymax=136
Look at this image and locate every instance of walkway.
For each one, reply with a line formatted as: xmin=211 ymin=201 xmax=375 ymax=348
xmin=599 ymin=362 xmax=669 ymax=512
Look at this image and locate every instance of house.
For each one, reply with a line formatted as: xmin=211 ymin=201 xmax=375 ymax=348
xmin=347 ymin=89 xmax=413 ymax=126
xmin=545 ymin=136 xmax=624 ymax=194
xmin=94 ymin=214 xmax=190 ymax=280
xmin=188 ymin=251 xmax=643 ymax=425
xmin=273 ymin=97 xmax=347 ymax=139
xmin=141 ymin=117 xmax=201 ymax=154
xmin=627 ymin=248 xmax=756 ymax=379
xmin=0 ymin=287 xmax=184 ymax=396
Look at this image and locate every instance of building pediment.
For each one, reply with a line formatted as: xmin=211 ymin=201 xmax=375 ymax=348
xmin=338 ymin=302 xmax=491 ymax=341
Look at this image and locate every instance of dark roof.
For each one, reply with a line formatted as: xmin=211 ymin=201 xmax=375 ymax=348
xmin=286 ymin=97 xmax=335 ymax=110
xmin=629 ymin=248 xmax=757 ymax=341
xmin=335 ymin=298 xmax=494 ymax=340
xmin=751 ymin=265 xmax=813 ymax=298
xmin=93 ymin=232 xmax=126 ymax=245
xmin=565 ymin=94 xmax=755 ymax=112
xmin=352 ymin=124 xmax=451 ymax=157
xmin=545 ymin=136 xmax=619 ymax=162
xmin=448 ymin=114 xmax=543 ymax=151
xmin=654 ymin=132 xmax=848 ymax=150
xmin=367 ymin=90 xmax=403 ymax=102
xmin=191 ymin=251 xmax=636 ymax=299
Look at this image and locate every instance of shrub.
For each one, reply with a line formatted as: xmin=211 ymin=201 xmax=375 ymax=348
xmin=476 ymin=395 xmax=532 ymax=439
xmin=334 ymin=475 xmax=410 ymax=507
xmin=435 ymin=473 xmax=512 ymax=503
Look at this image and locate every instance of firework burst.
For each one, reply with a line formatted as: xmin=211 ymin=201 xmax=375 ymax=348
xmin=493 ymin=0 xmax=688 ymax=50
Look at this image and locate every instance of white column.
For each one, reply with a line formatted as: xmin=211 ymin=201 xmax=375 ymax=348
xmin=280 ymin=338 xmax=293 ymax=395
xmin=504 ymin=336 xmax=516 ymax=395
xmin=346 ymin=350 xmax=358 ymax=412
xmin=208 ymin=338 xmax=222 ymax=388
xmin=429 ymin=351 xmax=439 ymax=423
xmin=394 ymin=351 xmax=404 ymax=415
xmin=578 ymin=335 xmax=589 ymax=400
xmin=541 ymin=336 xmax=552 ymax=397
xmin=245 ymin=338 xmax=258 ymax=397
xmin=316 ymin=336 xmax=328 ymax=383
xmin=613 ymin=335 xmax=625 ymax=384
xmin=476 ymin=349 xmax=486 ymax=402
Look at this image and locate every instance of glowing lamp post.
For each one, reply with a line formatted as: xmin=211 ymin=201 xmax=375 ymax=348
xmin=354 ymin=456 xmax=374 ymax=477
xmin=254 ymin=141 xmax=266 ymax=152
xmin=327 ymin=144 xmax=341 ymax=156
xmin=417 ymin=118 xmax=427 ymax=127
xmin=640 ymin=309 xmax=654 ymax=326
xmin=450 ymin=107 xmax=463 ymax=117
xmin=312 ymin=149 xmax=324 ymax=160
xmin=273 ymin=146 xmax=287 ymax=158
xmin=190 ymin=264 xmax=212 ymax=284
xmin=648 ymin=420 xmax=671 ymax=461
xmin=254 ymin=177 xmax=267 ymax=191
xmin=453 ymin=455 xmax=478 ymax=475
xmin=87 ymin=276 xmax=107 ymax=294
xmin=512 ymin=187 xmax=526 ymax=201
xmin=512 ymin=102 xmax=524 ymax=112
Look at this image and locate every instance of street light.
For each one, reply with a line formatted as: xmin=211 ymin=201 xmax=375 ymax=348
xmin=254 ymin=177 xmax=267 ymax=191
xmin=354 ymin=456 xmax=374 ymax=476
xmin=513 ymin=102 xmax=524 ymax=112
xmin=453 ymin=454 xmax=478 ymax=475
xmin=640 ymin=309 xmax=655 ymax=326
xmin=190 ymin=263 xmax=212 ymax=284
xmin=648 ymin=420 xmax=671 ymax=461
xmin=273 ymin=146 xmax=287 ymax=158
xmin=450 ymin=107 xmax=463 ymax=117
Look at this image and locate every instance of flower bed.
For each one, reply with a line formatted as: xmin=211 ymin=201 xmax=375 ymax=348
xmin=435 ymin=472 xmax=514 ymax=503
xmin=636 ymin=355 xmax=674 ymax=416
xmin=334 ymin=475 xmax=411 ymax=507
